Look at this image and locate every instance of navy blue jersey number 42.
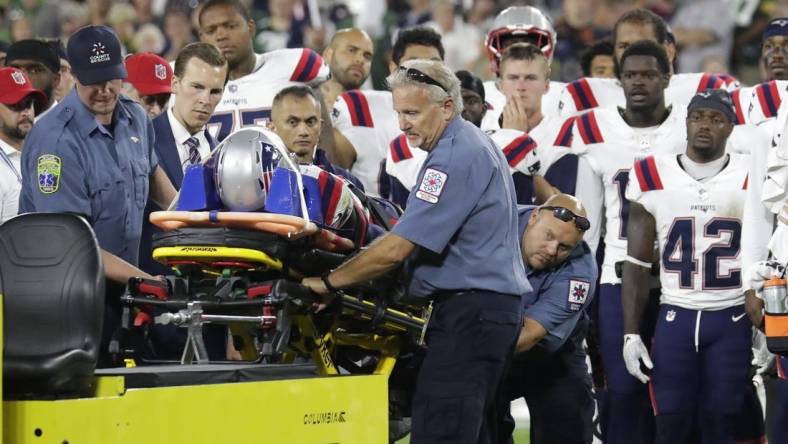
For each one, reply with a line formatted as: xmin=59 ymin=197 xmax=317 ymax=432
xmin=662 ymin=217 xmax=741 ymax=290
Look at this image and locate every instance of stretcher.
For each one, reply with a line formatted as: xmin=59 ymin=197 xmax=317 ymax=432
xmin=2 ymin=129 xmax=425 ymax=443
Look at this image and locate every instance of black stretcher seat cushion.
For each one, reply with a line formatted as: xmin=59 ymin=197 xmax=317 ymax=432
xmin=0 ymin=213 xmax=104 ymax=399
xmin=152 ymin=227 xmax=293 ymax=258
xmin=95 ymin=362 xmax=318 ymax=389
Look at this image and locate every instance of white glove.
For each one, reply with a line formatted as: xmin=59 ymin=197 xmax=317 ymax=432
xmin=752 ymin=328 xmax=776 ymax=376
xmin=745 ymin=260 xmax=786 ymax=295
xmin=623 ymin=334 xmax=653 ymax=384
xmin=769 ymin=222 xmax=788 ymax=264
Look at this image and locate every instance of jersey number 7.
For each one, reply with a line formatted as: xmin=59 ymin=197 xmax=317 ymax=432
xmin=662 ymin=217 xmax=741 ymax=290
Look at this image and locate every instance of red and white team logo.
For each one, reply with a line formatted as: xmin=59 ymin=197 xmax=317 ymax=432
xmin=154 ymin=64 xmax=167 ymax=80
xmin=11 ymin=71 xmax=25 ymax=85
xmin=416 ymin=168 xmax=447 ymax=204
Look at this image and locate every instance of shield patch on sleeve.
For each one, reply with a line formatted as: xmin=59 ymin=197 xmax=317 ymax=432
xmin=567 ymin=279 xmax=590 ymax=311
xmin=37 ymin=154 xmax=61 ymax=194
xmin=416 ymin=168 xmax=448 ymax=204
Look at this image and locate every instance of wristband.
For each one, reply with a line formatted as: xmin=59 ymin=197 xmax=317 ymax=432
xmin=624 ymin=255 xmax=652 ymax=268
xmin=321 ymin=272 xmax=341 ymax=293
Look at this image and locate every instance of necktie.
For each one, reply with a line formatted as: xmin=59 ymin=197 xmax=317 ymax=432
xmin=185 ymin=137 xmax=201 ymax=165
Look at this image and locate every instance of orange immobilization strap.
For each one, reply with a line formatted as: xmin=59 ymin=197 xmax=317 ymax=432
xmin=766 ymin=313 xmax=788 ymax=338
xmin=150 ymin=211 xmax=355 ymax=253
xmin=150 ymin=211 xmax=316 ymax=238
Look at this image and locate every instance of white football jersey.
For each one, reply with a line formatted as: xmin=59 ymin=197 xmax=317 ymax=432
xmin=746 ymin=80 xmax=788 ymax=126
xmin=731 ymin=86 xmax=753 ymax=125
xmin=386 ymin=133 xmax=427 ymax=193
xmin=557 ymin=73 xmax=738 ymax=119
xmin=558 ymin=77 xmax=625 ymax=118
xmin=485 ymin=114 xmax=575 ymax=175
xmin=481 ymin=79 xmax=564 ymax=131
xmin=763 ymin=101 xmax=788 ymax=214
xmin=626 ymin=153 xmax=749 ymax=310
xmin=573 ymin=107 xmax=687 ymax=284
xmin=331 ymin=89 xmax=401 ymax=197
xmin=208 ymin=48 xmax=330 ymax=141
xmin=665 ymin=72 xmax=738 ymax=108
xmin=386 ymin=114 xmax=574 ymax=198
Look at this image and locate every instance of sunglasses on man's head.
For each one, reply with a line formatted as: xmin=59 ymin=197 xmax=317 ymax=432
xmin=539 ymin=206 xmax=590 ymax=232
xmin=399 ymin=66 xmax=448 ymax=93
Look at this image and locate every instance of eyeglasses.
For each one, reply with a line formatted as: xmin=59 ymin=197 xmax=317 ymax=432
xmin=399 ymin=66 xmax=448 ymax=93
xmin=141 ymin=93 xmax=171 ymax=110
xmin=539 ymin=206 xmax=590 ymax=232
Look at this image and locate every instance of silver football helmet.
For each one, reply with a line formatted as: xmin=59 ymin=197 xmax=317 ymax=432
xmin=213 ymin=127 xmax=289 ymax=212
xmin=485 ymin=6 xmax=557 ymax=74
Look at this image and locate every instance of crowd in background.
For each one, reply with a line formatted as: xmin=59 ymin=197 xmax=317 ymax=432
xmin=4 ymin=0 xmax=788 ymax=90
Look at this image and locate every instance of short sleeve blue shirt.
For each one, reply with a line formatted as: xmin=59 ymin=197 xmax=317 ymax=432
xmin=518 ymin=206 xmax=597 ymax=353
xmin=19 ymin=90 xmax=157 ymax=266
xmin=392 ymin=116 xmax=530 ymax=298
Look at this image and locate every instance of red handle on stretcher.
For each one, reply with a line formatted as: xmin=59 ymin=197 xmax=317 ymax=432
xmin=132 ymin=277 xmax=170 ymax=300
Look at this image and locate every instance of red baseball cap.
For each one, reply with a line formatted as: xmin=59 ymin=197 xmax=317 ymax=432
xmin=0 ymin=67 xmax=47 ymax=106
xmin=125 ymin=52 xmax=173 ymax=96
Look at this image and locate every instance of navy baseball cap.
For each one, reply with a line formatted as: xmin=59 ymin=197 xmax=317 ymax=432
xmin=688 ymin=89 xmax=736 ymax=123
xmin=67 ymin=25 xmax=127 ymax=85
xmin=764 ymin=18 xmax=788 ymax=41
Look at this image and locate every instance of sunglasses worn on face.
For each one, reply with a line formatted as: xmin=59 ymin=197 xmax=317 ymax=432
xmin=539 ymin=206 xmax=591 ymax=232
xmin=142 ymin=93 xmax=171 ymax=109
xmin=6 ymin=96 xmax=35 ymax=113
xmin=399 ymin=66 xmax=448 ymax=93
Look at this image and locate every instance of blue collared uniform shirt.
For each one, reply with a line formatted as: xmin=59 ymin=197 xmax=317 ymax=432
xmin=518 ymin=205 xmax=597 ymax=353
xmin=392 ymin=116 xmax=531 ymax=298
xmin=19 ymin=90 xmax=157 ymax=266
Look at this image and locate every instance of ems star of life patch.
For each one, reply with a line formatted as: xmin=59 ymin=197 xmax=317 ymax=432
xmin=416 ymin=168 xmax=447 ymax=204
xmin=567 ymin=279 xmax=590 ymax=311
xmin=37 ymin=154 xmax=61 ymax=194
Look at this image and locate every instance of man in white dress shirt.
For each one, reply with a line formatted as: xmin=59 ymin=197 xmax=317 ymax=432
xmin=0 ymin=67 xmax=46 ymax=222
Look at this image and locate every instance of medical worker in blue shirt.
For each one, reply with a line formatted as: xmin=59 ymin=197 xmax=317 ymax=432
xmin=18 ymin=25 xmax=176 ymax=363
xmin=499 ymin=194 xmax=598 ymax=444
xmin=303 ymin=59 xmax=531 ymax=444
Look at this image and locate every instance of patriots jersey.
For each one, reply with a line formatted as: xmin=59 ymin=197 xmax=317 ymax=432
xmin=745 ymin=80 xmax=788 ymax=126
xmin=558 ymin=77 xmax=625 ymax=118
xmin=331 ymin=89 xmax=401 ymax=197
xmin=387 ymin=114 xmax=575 ymax=208
xmin=763 ymin=100 xmax=788 ymax=215
xmin=573 ymin=107 xmax=687 ymax=284
xmin=386 ymin=133 xmax=428 ymax=194
xmin=665 ymin=72 xmax=739 ymax=108
xmin=731 ymin=86 xmax=754 ymax=125
xmin=626 ymin=154 xmax=749 ymax=310
xmin=481 ymin=79 xmax=565 ymax=131
xmin=208 ymin=48 xmax=329 ymax=142
xmin=557 ymin=73 xmax=738 ymax=118
xmin=487 ymin=114 xmax=575 ymax=175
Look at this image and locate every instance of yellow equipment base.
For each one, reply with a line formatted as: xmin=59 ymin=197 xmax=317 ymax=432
xmin=3 ymin=372 xmax=388 ymax=444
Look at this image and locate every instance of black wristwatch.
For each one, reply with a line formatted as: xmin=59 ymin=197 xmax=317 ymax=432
xmin=321 ymin=272 xmax=341 ymax=294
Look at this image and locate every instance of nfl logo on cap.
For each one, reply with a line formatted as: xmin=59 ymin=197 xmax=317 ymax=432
xmin=11 ymin=71 xmax=25 ymax=85
xmin=154 ymin=64 xmax=167 ymax=80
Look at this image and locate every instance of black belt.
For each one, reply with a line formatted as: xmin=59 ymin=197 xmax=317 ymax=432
xmin=431 ymin=289 xmax=520 ymax=303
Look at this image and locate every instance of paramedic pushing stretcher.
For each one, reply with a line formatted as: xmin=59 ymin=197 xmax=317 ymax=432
xmin=302 ymin=59 xmax=531 ymax=444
